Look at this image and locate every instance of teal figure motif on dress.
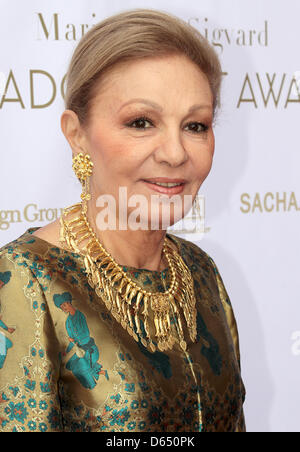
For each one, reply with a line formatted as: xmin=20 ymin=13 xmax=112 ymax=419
xmin=0 ymin=271 xmax=11 ymax=290
xmin=0 ymin=271 xmax=15 ymax=370
xmin=196 ymin=310 xmax=223 ymax=376
xmin=53 ymin=292 xmax=109 ymax=389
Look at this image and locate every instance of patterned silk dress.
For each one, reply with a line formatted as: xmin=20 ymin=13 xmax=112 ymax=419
xmin=0 ymin=228 xmax=246 ymax=432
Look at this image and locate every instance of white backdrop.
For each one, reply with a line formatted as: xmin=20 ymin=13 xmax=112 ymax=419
xmin=0 ymin=0 xmax=299 ymax=432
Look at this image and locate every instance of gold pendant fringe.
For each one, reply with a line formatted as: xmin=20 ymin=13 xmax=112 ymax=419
xmin=59 ymin=202 xmax=197 ymax=353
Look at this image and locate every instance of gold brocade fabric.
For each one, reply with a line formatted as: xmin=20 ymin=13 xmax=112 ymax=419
xmin=0 ymin=228 xmax=246 ymax=432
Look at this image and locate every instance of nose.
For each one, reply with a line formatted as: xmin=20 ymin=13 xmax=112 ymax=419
xmin=153 ymin=127 xmax=188 ymax=167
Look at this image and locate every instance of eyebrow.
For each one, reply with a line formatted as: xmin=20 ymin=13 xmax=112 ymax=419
xmin=118 ymin=98 xmax=212 ymax=113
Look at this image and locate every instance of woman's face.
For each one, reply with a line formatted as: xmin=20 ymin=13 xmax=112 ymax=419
xmin=72 ymin=53 xmax=215 ymax=230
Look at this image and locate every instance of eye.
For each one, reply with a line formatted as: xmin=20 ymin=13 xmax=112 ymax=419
xmin=125 ymin=116 xmax=209 ymax=134
xmin=125 ymin=116 xmax=153 ymax=130
xmin=184 ymin=122 xmax=209 ymax=134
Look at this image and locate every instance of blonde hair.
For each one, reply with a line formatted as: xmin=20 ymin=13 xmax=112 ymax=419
xmin=64 ymin=8 xmax=222 ymax=127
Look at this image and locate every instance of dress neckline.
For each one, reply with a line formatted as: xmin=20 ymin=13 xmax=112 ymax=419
xmin=24 ymin=227 xmax=181 ymax=276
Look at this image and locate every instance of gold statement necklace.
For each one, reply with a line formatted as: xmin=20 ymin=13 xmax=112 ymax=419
xmin=59 ymin=201 xmax=198 ymax=353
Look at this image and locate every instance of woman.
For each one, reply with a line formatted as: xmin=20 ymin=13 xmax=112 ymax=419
xmin=0 ymin=9 xmax=246 ymax=432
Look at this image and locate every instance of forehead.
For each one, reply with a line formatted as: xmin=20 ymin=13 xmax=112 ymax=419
xmin=89 ymin=54 xmax=213 ymax=112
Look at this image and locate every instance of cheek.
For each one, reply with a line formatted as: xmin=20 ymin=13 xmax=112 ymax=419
xmin=89 ymin=130 xmax=143 ymax=173
xmin=192 ymin=141 xmax=215 ymax=181
xmin=88 ymin=138 xmax=123 ymax=177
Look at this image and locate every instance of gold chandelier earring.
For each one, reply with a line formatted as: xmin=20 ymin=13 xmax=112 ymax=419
xmin=72 ymin=152 xmax=94 ymax=215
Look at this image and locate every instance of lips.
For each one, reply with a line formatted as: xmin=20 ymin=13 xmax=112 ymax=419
xmin=142 ymin=177 xmax=186 ymax=184
xmin=142 ymin=178 xmax=186 ymax=195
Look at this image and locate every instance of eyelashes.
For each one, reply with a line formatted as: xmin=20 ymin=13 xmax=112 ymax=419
xmin=125 ymin=115 xmax=209 ymax=134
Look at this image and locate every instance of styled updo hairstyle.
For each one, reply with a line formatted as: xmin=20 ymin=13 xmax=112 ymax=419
xmin=64 ymin=8 xmax=223 ymax=128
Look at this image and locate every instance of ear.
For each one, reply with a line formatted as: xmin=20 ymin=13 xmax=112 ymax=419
xmin=60 ymin=109 xmax=87 ymax=155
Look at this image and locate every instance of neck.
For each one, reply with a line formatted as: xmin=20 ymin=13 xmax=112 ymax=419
xmin=86 ymin=201 xmax=168 ymax=272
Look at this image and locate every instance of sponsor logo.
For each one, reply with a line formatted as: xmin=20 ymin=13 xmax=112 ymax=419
xmin=240 ymin=192 xmax=300 ymax=213
xmin=0 ymin=204 xmax=64 ymax=231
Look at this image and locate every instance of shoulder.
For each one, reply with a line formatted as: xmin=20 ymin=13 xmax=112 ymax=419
xmin=167 ymin=233 xmax=232 ymax=306
xmin=0 ymin=230 xmax=34 ymax=283
xmin=167 ymin=232 xmax=217 ymax=273
xmin=0 ymin=228 xmax=44 ymax=264
xmin=0 ymin=228 xmax=86 ymax=291
xmin=30 ymin=219 xmax=61 ymax=248
xmin=0 ymin=229 xmax=45 ymax=287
